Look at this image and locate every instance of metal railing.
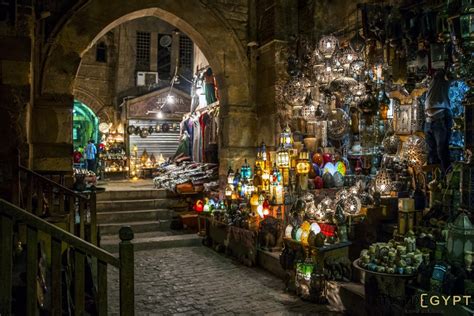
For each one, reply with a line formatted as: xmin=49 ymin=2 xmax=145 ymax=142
xmin=0 ymin=199 xmax=134 ymax=316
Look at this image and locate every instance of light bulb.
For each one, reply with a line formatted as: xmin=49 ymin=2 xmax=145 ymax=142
xmin=326 ymin=42 xmax=331 ymax=48
xmin=156 ymin=111 xmax=163 ymax=119
xmin=166 ymin=95 xmax=175 ymax=104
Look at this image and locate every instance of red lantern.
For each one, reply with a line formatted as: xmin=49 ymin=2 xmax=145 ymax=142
xmin=314 ymin=176 xmax=323 ymax=189
xmin=312 ymin=153 xmax=324 ymax=166
xmin=193 ymin=200 xmax=204 ymax=213
xmin=263 ymin=200 xmax=270 ymax=217
xmin=318 ymin=223 xmax=336 ymax=237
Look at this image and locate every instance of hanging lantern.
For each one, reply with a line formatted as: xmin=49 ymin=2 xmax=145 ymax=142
xmin=250 ymin=192 xmax=259 ymax=213
xmin=280 ymin=124 xmax=294 ymax=149
xmin=227 ymin=166 xmax=235 ymax=185
xmin=401 ymin=135 xmax=427 ymax=168
xmin=350 ymin=31 xmax=365 ymax=54
xmin=301 ymin=93 xmax=316 ymax=121
xmin=277 ymin=145 xmax=290 ymax=168
xmin=224 ymin=183 xmax=233 ymax=198
xmin=318 ymin=35 xmax=339 ymax=58
xmin=375 ymin=169 xmax=392 ymax=196
xmin=382 ymin=134 xmax=401 ymax=155
xmin=339 ymin=47 xmax=358 ymax=68
xmin=241 ymin=159 xmax=252 ymax=179
xmin=285 ymin=224 xmax=294 ymax=239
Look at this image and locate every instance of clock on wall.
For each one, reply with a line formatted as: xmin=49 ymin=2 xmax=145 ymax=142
xmin=159 ymin=35 xmax=172 ymax=47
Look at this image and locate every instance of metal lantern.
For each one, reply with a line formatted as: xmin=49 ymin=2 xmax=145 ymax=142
xmin=241 ymin=159 xmax=252 ymax=179
xmin=224 ymin=183 xmax=233 ymax=198
xmin=301 ymin=93 xmax=316 ymax=121
xmin=296 ymin=149 xmax=311 ymax=175
xmin=446 ymin=212 xmax=474 ymax=263
xmin=339 ymin=47 xmax=358 ymax=68
xmin=382 ymin=134 xmax=401 ymax=155
xmin=327 ymin=108 xmax=350 ymax=141
xmin=284 ymin=77 xmax=310 ymax=105
xmin=349 ymin=59 xmax=365 ymax=77
xmin=277 ymin=145 xmax=290 ymax=186
xmin=318 ymin=35 xmax=339 ymax=59
xmin=227 ymin=166 xmax=235 ymax=185
xmin=343 ymin=194 xmax=361 ymax=215
xmin=350 ymin=31 xmax=365 ymax=54
xmin=280 ymin=124 xmax=294 ymax=149
xmin=401 ymin=135 xmax=427 ymax=168
xmin=375 ymin=168 xmax=392 ymax=196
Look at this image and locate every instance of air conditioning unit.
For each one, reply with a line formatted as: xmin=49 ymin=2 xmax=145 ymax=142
xmin=136 ymin=72 xmax=158 ymax=86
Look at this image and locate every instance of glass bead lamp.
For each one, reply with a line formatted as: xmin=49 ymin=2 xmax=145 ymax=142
xmin=318 ymin=35 xmax=339 ymax=59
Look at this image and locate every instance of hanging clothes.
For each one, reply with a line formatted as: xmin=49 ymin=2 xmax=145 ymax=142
xmin=192 ymin=117 xmax=202 ymax=162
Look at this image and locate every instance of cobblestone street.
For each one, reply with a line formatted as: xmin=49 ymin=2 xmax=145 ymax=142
xmin=108 ymin=246 xmax=344 ymax=315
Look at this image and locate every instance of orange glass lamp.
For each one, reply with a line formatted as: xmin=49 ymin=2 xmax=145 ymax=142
xmin=277 ymin=144 xmax=290 ymax=186
xmin=250 ymin=192 xmax=260 ymax=213
xmin=296 ymin=148 xmax=311 ymax=191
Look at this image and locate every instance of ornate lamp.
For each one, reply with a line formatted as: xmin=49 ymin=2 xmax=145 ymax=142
xmin=375 ymin=168 xmax=392 ymax=197
xmin=280 ymin=124 xmax=294 ymax=149
xmin=379 ymin=89 xmax=391 ymax=120
xmin=318 ymin=35 xmax=339 ymax=59
xmin=296 ymin=147 xmax=311 ymax=191
xmin=227 ymin=166 xmax=235 ymax=186
xmin=241 ymin=159 xmax=252 ymax=180
xmin=277 ymin=144 xmax=290 ymax=186
xmin=401 ymin=135 xmax=427 ymax=169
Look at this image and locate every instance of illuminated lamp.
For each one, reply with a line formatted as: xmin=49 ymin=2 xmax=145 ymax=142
xmin=224 ymin=183 xmax=233 ymax=198
xmin=193 ymin=200 xmax=204 ymax=213
xmin=295 ymin=227 xmax=304 ymax=241
xmin=274 ymin=184 xmax=284 ymax=205
xmin=250 ymin=192 xmax=259 ymax=213
xmin=343 ymin=195 xmax=362 ymax=215
xmin=301 ymin=230 xmax=310 ymax=246
xmin=312 ymin=153 xmax=324 ymax=166
xmin=319 ymin=223 xmax=336 ymax=237
xmin=296 ymin=148 xmax=311 ymax=191
xmin=321 ymin=196 xmax=333 ymax=210
xmin=277 ymin=145 xmax=290 ymax=186
xmin=335 ymin=161 xmax=346 ymax=176
xmin=375 ymin=169 xmax=392 ymax=197
xmin=263 ymin=199 xmax=270 ymax=217
xmin=310 ymin=222 xmax=321 ymax=235
xmin=301 ymin=221 xmax=311 ymax=232
xmin=318 ymin=35 xmax=339 ymax=59
xmin=285 ymin=224 xmax=294 ymax=239
xmin=379 ymin=89 xmax=390 ymax=120
xmin=323 ymin=162 xmax=337 ymax=175
xmin=280 ymin=124 xmax=294 ymax=149
xmin=227 ymin=166 xmax=235 ymax=185
xmin=241 ymin=159 xmax=252 ymax=179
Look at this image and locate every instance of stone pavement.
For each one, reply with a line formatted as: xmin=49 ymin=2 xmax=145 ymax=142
xmin=107 ymin=246 xmax=344 ymax=315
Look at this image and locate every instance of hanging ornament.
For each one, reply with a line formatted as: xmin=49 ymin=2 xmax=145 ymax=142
xmin=301 ymin=92 xmax=316 ymax=121
xmin=382 ymin=134 xmax=401 ymax=155
xmin=327 ymin=108 xmax=350 ymax=141
xmin=350 ymin=31 xmax=366 ymax=54
xmin=283 ymin=76 xmax=310 ymax=105
xmin=349 ymin=59 xmax=366 ymax=77
xmin=318 ymin=35 xmax=339 ymax=59
xmin=401 ymin=135 xmax=427 ymax=168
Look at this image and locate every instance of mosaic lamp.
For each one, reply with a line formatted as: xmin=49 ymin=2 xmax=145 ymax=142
xmin=375 ymin=168 xmax=392 ymax=196
xmin=296 ymin=148 xmax=311 ymax=175
xmin=318 ymin=35 xmax=339 ymax=58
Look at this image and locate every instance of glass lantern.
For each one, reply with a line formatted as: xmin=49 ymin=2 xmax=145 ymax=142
xmin=241 ymin=159 xmax=252 ymax=179
xmin=280 ymin=124 xmax=294 ymax=149
xmin=318 ymin=35 xmax=339 ymax=59
xmin=296 ymin=148 xmax=311 ymax=191
xmin=277 ymin=145 xmax=290 ymax=186
xmin=227 ymin=166 xmax=235 ymax=185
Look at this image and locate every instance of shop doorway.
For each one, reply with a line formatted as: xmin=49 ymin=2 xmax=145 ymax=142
xmin=73 ymin=100 xmax=99 ymax=154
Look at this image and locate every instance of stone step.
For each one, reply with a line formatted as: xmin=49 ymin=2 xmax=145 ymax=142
xmin=100 ymin=232 xmax=202 ymax=253
xmin=97 ymin=209 xmax=175 ymax=224
xmin=96 ymin=189 xmax=175 ymax=201
xmin=96 ymin=198 xmax=187 ymax=212
xmin=99 ymin=220 xmax=170 ymax=235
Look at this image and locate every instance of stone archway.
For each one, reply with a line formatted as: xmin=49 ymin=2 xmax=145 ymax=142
xmin=33 ymin=0 xmax=257 ymax=173
xmin=73 ymin=87 xmax=111 ymax=123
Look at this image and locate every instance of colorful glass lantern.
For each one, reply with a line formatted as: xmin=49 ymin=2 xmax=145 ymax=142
xmin=241 ymin=159 xmax=252 ymax=179
xmin=280 ymin=124 xmax=294 ymax=149
xmin=375 ymin=168 xmax=392 ymax=196
xmin=250 ymin=192 xmax=259 ymax=213
xmin=310 ymin=222 xmax=321 ymax=235
xmin=318 ymin=35 xmax=339 ymax=58
xmin=277 ymin=145 xmax=290 ymax=186
xmin=193 ymin=200 xmax=204 ymax=213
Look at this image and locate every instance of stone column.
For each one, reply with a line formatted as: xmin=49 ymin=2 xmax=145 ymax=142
xmin=30 ymin=94 xmax=74 ymax=172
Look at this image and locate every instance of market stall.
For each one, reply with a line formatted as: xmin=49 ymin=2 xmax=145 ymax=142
xmin=189 ymin=1 xmax=474 ymax=313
